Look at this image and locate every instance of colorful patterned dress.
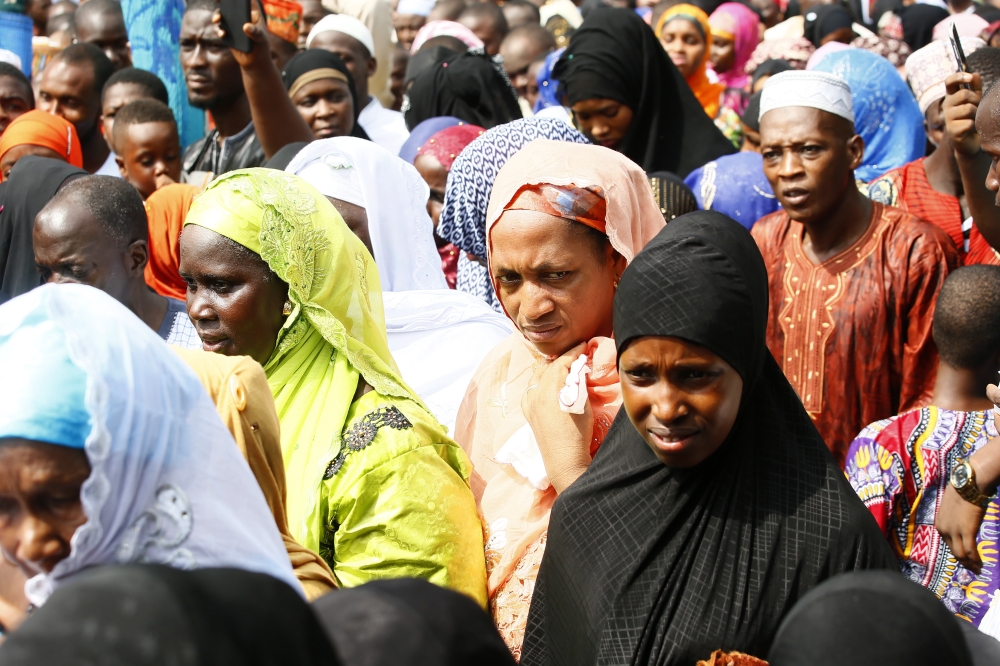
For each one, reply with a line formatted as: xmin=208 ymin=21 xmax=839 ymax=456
xmin=846 ymin=407 xmax=1000 ymax=637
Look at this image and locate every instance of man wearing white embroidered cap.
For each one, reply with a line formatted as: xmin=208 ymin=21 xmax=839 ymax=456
xmin=307 ymin=14 xmax=410 ymax=154
xmin=751 ymin=69 xmax=958 ymax=465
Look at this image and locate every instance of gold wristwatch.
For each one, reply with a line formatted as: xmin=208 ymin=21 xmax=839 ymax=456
xmin=950 ymin=459 xmax=993 ymax=509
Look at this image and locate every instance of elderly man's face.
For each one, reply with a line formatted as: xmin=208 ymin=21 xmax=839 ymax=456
xmin=759 ymin=106 xmax=864 ymax=225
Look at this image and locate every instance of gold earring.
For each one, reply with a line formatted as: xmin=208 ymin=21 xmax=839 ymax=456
xmin=282 ymin=301 xmax=292 ymax=316
xmin=613 ymin=277 xmax=620 ymax=290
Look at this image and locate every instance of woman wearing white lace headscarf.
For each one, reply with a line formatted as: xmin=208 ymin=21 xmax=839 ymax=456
xmin=0 ymin=284 xmax=298 ymax=622
xmin=285 ymin=138 xmax=511 ymax=431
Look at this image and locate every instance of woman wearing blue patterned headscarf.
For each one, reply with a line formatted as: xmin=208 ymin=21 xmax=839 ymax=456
xmin=813 ymin=49 xmax=924 ymax=182
xmin=436 ymin=117 xmax=591 ymax=310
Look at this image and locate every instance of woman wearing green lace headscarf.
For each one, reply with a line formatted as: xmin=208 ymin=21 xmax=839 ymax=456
xmin=180 ymin=168 xmax=487 ymax=605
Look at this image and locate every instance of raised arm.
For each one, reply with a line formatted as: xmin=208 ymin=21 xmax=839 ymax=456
xmin=943 ymin=72 xmax=1000 ymax=251
xmin=213 ymin=0 xmax=313 ymax=159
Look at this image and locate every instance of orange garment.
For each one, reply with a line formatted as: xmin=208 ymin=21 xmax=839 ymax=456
xmin=144 ymin=184 xmax=200 ymax=300
xmin=656 ymin=4 xmax=726 ymax=119
xmin=172 ymin=348 xmax=338 ymax=600
xmin=263 ymin=0 xmax=303 ymax=45
xmin=0 ymin=110 xmax=83 ymax=178
xmin=454 ymin=139 xmax=665 ymax=657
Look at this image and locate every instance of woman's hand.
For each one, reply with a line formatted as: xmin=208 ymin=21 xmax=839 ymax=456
xmin=936 ymin=383 xmax=1000 ymax=574
xmin=522 ymin=343 xmax=594 ymax=494
xmin=212 ymin=0 xmax=271 ymax=71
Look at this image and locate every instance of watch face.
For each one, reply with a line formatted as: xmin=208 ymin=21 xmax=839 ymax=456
xmin=954 ymin=463 xmax=971 ymax=488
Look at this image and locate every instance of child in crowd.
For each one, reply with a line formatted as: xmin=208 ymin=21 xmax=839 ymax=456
xmin=112 ymin=99 xmax=182 ymax=200
xmin=100 ymin=67 xmax=170 ymax=158
xmin=846 ymin=265 xmax=1000 ymax=639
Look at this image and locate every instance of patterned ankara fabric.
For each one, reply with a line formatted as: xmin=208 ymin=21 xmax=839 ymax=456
xmin=684 ymin=151 xmax=781 ymax=230
xmin=437 ymin=117 xmax=591 ymax=311
xmin=751 ymin=204 xmax=959 ymax=465
xmin=813 ymin=49 xmax=925 ymax=182
xmin=845 ymin=407 xmax=1000 ymax=638
xmin=184 ymin=170 xmax=487 ymax=603
xmin=866 ymin=157 xmax=994 ymax=264
xmin=504 ymin=184 xmax=607 ymax=233
xmin=521 ymin=212 xmax=896 ymax=666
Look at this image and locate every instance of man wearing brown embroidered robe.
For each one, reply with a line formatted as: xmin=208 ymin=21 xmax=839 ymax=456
xmin=751 ymin=70 xmax=959 ymax=465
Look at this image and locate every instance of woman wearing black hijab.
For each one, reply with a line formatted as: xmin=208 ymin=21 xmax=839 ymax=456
xmin=403 ymin=49 xmax=522 ymax=130
xmin=767 ymin=571 xmax=978 ymax=666
xmin=0 ymin=156 xmax=85 ymax=298
xmin=900 ymin=4 xmax=949 ymax=51
xmin=281 ymin=49 xmax=371 ymax=141
xmin=0 ymin=565 xmax=340 ymax=664
xmin=802 ymin=5 xmax=855 ymax=47
xmin=519 ymin=212 xmax=896 ymax=666
xmin=552 ymin=6 xmax=735 ymax=177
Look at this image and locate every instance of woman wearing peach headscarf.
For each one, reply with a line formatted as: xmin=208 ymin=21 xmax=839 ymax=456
xmin=656 ymin=4 xmax=746 ymax=146
xmin=453 ymin=139 xmax=665 ymax=657
xmin=144 ymin=183 xmax=200 ymax=300
xmin=0 ymin=110 xmax=83 ymax=180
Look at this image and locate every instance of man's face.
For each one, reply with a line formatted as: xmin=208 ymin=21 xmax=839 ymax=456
xmin=459 ymin=15 xmax=504 ymax=56
xmin=101 ymin=82 xmax=150 ymax=153
xmin=34 ymin=197 xmax=137 ymax=304
xmin=75 ymin=10 xmax=132 ymax=71
xmin=390 ymin=48 xmax=408 ymax=111
xmin=976 ymin=88 xmax=1000 ymax=204
xmin=180 ymin=9 xmax=245 ymax=110
xmin=925 ymin=98 xmax=946 ymax=148
xmin=299 ymin=0 xmax=332 ymax=48
xmin=37 ymin=60 xmax=101 ymax=141
xmin=759 ymin=106 xmax=863 ymax=224
xmin=309 ymin=31 xmax=375 ymax=100
xmin=393 ymin=13 xmax=425 ymax=50
xmin=116 ymin=121 xmax=182 ymax=200
xmin=0 ymin=75 xmax=33 ymax=135
xmin=500 ymin=34 xmax=550 ymax=99
xmin=525 ymin=59 xmax=544 ymax=110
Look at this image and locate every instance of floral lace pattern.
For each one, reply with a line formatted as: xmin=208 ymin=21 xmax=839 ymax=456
xmin=491 ymin=531 xmax=547 ymax=661
xmin=224 ymin=171 xmax=411 ymax=402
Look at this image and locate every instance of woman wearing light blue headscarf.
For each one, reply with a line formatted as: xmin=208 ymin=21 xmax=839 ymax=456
xmin=684 ymin=151 xmax=782 ymax=230
xmin=437 ymin=117 xmax=591 ymax=310
xmin=0 ymin=284 xmax=298 ymax=618
xmin=813 ymin=49 xmax=924 ymax=182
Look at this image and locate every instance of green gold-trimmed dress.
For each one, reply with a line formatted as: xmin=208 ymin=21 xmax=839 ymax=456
xmin=185 ymin=169 xmax=487 ymax=605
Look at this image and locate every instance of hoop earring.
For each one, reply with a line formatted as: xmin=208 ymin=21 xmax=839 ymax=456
xmin=282 ymin=301 xmax=292 ymax=316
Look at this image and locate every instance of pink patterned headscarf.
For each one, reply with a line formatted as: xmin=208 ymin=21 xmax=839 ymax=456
xmin=708 ymin=2 xmax=760 ymax=89
xmin=409 ymin=20 xmax=485 ymax=54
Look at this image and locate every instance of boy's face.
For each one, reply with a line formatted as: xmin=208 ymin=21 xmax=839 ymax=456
xmin=116 ymin=121 xmax=182 ymax=200
xmin=102 ymin=83 xmax=152 ymax=153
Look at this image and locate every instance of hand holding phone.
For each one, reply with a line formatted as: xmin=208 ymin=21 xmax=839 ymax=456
xmin=219 ymin=0 xmax=254 ymax=53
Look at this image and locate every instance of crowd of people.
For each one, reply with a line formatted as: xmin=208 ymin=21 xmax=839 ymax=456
xmin=5 ymin=0 xmax=1000 ymax=663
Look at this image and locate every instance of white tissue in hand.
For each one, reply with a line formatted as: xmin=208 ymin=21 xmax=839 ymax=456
xmin=559 ymin=354 xmax=590 ymax=414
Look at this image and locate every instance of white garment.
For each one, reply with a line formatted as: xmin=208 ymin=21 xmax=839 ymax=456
xmin=383 ymin=289 xmax=513 ymax=432
xmin=358 ymin=97 xmax=410 ymax=156
xmin=285 ymin=137 xmax=448 ymax=291
xmin=0 ymin=284 xmax=299 ymax=607
xmin=94 ymin=150 xmax=122 ymax=177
